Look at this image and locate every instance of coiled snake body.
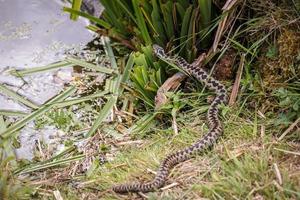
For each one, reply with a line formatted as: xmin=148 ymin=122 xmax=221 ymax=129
xmin=113 ymin=45 xmax=227 ymax=193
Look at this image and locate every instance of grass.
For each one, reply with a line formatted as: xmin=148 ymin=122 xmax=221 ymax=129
xmin=99 ymin=105 xmax=299 ymax=200
xmin=5 ymin=89 xmax=297 ymax=199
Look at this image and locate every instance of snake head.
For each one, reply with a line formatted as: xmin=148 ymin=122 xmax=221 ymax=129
xmin=153 ymin=44 xmax=166 ymax=58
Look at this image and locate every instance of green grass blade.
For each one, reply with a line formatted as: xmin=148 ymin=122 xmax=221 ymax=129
xmin=187 ymin=8 xmax=198 ymax=61
xmin=161 ymin=1 xmax=175 ymax=40
xmin=51 ymin=91 xmax=109 ymax=108
xmin=70 ymin=0 xmax=82 ymax=20
xmin=63 ymin=7 xmax=111 ymax=29
xmin=0 ymin=115 xmax=6 ymax=132
xmin=102 ymin=37 xmax=118 ymax=70
xmin=0 ymin=84 xmax=39 ymax=109
xmin=198 ymin=0 xmax=212 ymax=47
xmin=179 ymin=5 xmax=193 ymax=55
xmin=115 ymin=1 xmax=137 ymax=25
xmin=119 ymin=53 xmax=134 ymax=95
xmin=9 ymin=61 xmax=73 ymax=77
xmin=175 ymin=2 xmax=185 ymax=21
xmin=130 ymin=113 xmax=156 ymax=134
xmin=65 ymin=57 xmax=116 ymax=74
xmin=17 ymin=154 xmax=84 ymax=174
xmin=14 ymin=145 xmax=76 ymax=174
xmin=0 ymin=86 xmax=76 ymax=138
xmin=86 ymin=95 xmax=118 ymax=137
xmin=100 ymin=0 xmax=127 ymax=32
xmin=141 ymin=45 xmax=154 ymax=69
xmin=0 ymin=110 xmax=28 ymax=117
xmin=198 ymin=0 xmax=211 ymax=28
xmin=132 ymin=0 xmax=152 ymax=45
xmin=151 ymin=0 xmax=166 ymax=45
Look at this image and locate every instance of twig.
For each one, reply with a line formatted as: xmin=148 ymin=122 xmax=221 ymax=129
xmin=146 ymin=168 xmax=157 ymax=175
xmin=212 ymin=0 xmax=239 ymax=52
xmin=222 ymin=0 xmax=240 ymax=11
xmin=155 ymin=53 xmax=206 ymax=109
xmin=53 ymin=190 xmax=64 ymax=200
xmin=278 ymin=117 xmax=300 ymax=141
xmin=229 ymin=54 xmax=245 ymax=106
xmin=273 ymin=163 xmax=282 ymax=185
xmin=161 ymin=182 xmax=179 ymax=191
xmin=212 ymin=14 xmax=229 ymax=52
xmin=172 ymin=115 xmax=179 ymax=136
xmin=273 ymin=148 xmax=300 ymax=156
xmin=138 ymin=192 xmax=149 ymax=199
xmin=260 ymin=125 xmax=265 ymax=138
xmin=115 ymin=140 xmax=144 ymax=146
xmin=155 ymin=72 xmax=186 ymax=109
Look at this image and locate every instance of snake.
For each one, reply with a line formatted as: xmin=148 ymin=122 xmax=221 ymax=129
xmin=113 ymin=44 xmax=228 ymax=193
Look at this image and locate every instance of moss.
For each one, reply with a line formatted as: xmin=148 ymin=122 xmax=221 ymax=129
xmin=260 ymin=29 xmax=300 ymax=85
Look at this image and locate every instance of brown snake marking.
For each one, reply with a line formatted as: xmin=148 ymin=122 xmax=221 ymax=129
xmin=113 ymin=45 xmax=228 ymax=193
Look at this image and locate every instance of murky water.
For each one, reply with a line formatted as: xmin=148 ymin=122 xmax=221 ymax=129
xmin=0 ymin=0 xmax=102 ymax=160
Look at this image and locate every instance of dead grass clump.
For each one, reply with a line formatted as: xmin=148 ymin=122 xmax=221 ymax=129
xmin=277 ymin=29 xmax=300 ymax=78
xmin=260 ymin=29 xmax=300 ymax=85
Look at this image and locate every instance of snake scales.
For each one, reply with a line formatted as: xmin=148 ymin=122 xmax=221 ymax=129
xmin=113 ymin=45 xmax=228 ymax=193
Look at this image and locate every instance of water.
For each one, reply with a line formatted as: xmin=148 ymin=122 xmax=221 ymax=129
xmin=0 ymin=0 xmax=102 ymax=159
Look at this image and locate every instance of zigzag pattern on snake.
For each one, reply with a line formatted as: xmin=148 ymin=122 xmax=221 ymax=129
xmin=113 ymin=44 xmax=228 ymax=193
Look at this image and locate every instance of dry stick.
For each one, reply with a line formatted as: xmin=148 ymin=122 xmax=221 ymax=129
xmin=161 ymin=182 xmax=179 ymax=191
xmin=154 ymin=53 xmax=206 ymax=109
xmin=273 ymin=163 xmax=282 ymax=185
xmin=212 ymin=0 xmax=240 ymax=52
xmin=212 ymin=14 xmax=228 ymax=53
xmin=222 ymin=0 xmax=240 ymax=11
xmin=53 ymin=190 xmax=63 ymax=200
xmin=155 ymin=72 xmax=187 ymax=109
xmin=278 ymin=117 xmax=300 ymax=141
xmin=115 ymin=140 xmax=144 ymax=146
xmin=229 ymin=54 xmax=245 ymax=106
xmin=138 ymin=192 xmax=149 ymax=199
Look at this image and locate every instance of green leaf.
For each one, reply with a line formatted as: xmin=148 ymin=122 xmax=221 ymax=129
xmin=0 ymin=86 xmax=76 ymax=138
xmin=266 ymin=45 xmax=278 ymax=59
xmin=86 ymin=95 xmax=118 ymax=137
xmin=63 ymin=7 xmax=111 ymax=29
xmin=132 ymin=0 xmax=152 ymax=45
xmin=151 ymin=0 xmax=166 ymax=45
xmin=10 ymin=61 xmax=73 ymax=77
xmin=119 ymin=54 xmax=135 ymax=94
xmin=66 ymin=57 xmax=116 ymax=74
xmin=179 ymin=5 xmax=193 ymax=56
xmin=161 ymin=1 xmax=174 ymax=40
xmin=70 ymin=0 xmax=82 ymax=20
xmin=0 ymin=84 xmax=38 ymax=109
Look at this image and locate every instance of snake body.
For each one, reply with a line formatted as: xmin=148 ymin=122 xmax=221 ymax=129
xmin=113 ymin=45 xmax=227 ymax=193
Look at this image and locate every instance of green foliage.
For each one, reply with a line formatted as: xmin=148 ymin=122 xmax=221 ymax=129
xmin=35 ymin=108 xmax=81 ymax=131
xmin=0 ymin=155 xmax=32 ymax=199
xmin=76 ymin=0 xmax=218 ymax=61
xmin=70 ymin=0 xmax=82 ymax=20
xmin=266 ymin=44 xmax=278 ymax=59
xmin=198 ymin=151 xmax=300 ymax=199
xmin=94 ymin=0 xmax=219 ymax=107
xmin=130 ymin=46 xmax=166 ymax=107
xmin=63 ymin=1 xmax=220 ymax=107
xmin=273 ymin=87 xmax=300 ymax=126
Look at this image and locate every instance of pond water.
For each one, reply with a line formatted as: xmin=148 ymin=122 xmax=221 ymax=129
xmin=0 ymin=0 xmax=102 ymax=160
